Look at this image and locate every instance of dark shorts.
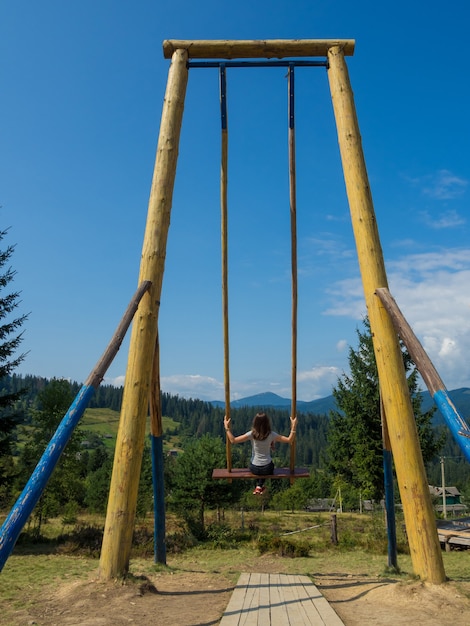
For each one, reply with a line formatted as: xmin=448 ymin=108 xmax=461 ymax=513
xmin=249 ymin=461 xmax=274 ymax=476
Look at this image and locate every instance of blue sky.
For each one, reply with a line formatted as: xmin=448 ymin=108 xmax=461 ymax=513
xmin=2 ymin=2 xmax=469 ymax=402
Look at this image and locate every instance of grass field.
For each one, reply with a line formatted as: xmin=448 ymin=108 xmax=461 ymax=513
xmin=80 ymin=407 xmax=182 ymax=451
xmin=2 ymin=510 xmax=470 ymax=625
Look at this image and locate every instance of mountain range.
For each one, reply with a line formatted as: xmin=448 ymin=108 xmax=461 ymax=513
xmin=212 ymin=388 xmax=470 ymax=423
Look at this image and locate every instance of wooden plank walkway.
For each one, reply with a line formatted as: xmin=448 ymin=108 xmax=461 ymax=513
xmin=219 ymin=572 xmax=345 ymax=625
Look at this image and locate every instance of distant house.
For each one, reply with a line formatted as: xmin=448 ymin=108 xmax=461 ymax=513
xmin=429 ymin=485 xmax=468 ymax=515
xmin=305 ymin=498 xmax=335 ymax=512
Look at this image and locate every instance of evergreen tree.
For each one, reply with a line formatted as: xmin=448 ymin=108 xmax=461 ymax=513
xmin=168 ymin=434 xmax=237 ymax=536
xmin=326 ymin=318 xmax=442 ymax=502
xmin=84 ymin=450 xmax=113 ymax=513
xmin=15 ymin=379 xmax=85 ymax=533
xmin=0 ymin=228 xmax=28 ymax=507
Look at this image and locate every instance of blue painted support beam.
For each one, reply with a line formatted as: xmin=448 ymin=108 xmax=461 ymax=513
xmin=0 ymin=384 xmax=95 ymax=570
xmin=0 ymin=280 xmax=151 ymax=572
xmin=383 ymin=448 xmax=398 ymax=570
xmin=381 ymin=395 xmax=398 ymax=571
xmin=433 ymin=389 xmax=470 ymax=463
xmin=151 ymin=434 xmax=166 ymax=564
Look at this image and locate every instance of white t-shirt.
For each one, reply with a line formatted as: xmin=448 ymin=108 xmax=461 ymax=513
xmin=244 ymin=431 xmax=279 ymax=466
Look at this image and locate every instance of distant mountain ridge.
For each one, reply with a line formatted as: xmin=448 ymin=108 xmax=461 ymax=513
xmin=230 ymin=392 xmax=338 ymax=415
xmin=211 ymin=391 xmax=336 ymax=414
xmin=212 ymin=387 xmax=470 ymax=421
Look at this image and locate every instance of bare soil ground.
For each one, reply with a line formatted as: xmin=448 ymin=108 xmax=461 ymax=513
xmin=5 ymin=561 xmax=470 ymax=626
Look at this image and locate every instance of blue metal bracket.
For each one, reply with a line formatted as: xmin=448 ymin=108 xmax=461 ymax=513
xmin=288 ymin=63 xmax=295 ymax=130
xmin=219 ymin=64 xmax=227 ymax=131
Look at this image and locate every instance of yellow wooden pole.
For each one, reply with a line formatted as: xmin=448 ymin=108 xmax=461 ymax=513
xmin=99 ymin=48 xmax=188 ymax=580
xmin=327 ymin=46 xmax=445 ymax=584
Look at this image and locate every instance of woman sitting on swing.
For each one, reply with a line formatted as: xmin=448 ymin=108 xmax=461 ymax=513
xmin=223 ymin=412 xmax=297 ymax=494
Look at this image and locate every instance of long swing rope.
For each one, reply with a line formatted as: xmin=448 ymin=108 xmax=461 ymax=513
xmin=288 ymin=63 xmax=298 ymax=475
xmin=220 ymin=64 xmax=232 ymax=472
xmin=218 ymin=63 xmax=300 ymax=477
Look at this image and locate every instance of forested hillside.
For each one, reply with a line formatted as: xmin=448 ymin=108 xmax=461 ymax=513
xmin=2 ymin=374 xmax=124 ymax=413
xmin=3 ymin=374 xmax=469 ymax=491
xmin=0 ymin=375 xmax=332 ymax=524
xmin=1 ymin=374 xmax=330 ymax=469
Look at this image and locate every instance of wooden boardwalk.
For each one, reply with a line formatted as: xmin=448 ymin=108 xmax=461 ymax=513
xmin=219 ymin=572 xmax=345 ymax=625
xmin=437 ymin=517 xmax=470 ymax=550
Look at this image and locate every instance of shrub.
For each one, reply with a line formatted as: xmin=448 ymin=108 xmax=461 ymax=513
xmin=257 ymin=534 xmax=310 ymax=557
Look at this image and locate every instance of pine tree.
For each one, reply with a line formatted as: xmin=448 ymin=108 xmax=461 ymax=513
xmin=0 ymin=228 xmax=28 ymax=507
xmin=326 ymin=318 xmax=442 ymax=502
xmin=168 ymin=434 xmax=238 ymax=536
xmin=15 ymin=379 xmax=85 ymax=533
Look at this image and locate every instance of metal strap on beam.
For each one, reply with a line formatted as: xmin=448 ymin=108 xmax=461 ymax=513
xmin=188 ymin=60 xmax=328 ymax=69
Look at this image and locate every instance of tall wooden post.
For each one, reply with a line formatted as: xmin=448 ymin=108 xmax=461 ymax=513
xmin=327 ymin=46 xmax=445 ymax=583
xmin=99 ymin=48 xmax=189 ymax=580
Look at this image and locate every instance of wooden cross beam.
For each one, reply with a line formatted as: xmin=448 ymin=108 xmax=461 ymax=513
xmin=163 ymin=39 xmax=355 ymax=60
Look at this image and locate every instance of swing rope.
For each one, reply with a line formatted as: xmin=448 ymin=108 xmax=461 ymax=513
xmin=288 ymin=63 xmax=298 ymax=476
xmin=215 ymin=63 xmax=306 ymax=480
xmin=220 ymin=65 xmax=232 ymax=473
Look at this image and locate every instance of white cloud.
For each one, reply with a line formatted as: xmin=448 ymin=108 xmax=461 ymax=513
xmin=296 ymin=366 xmax=341 ymax=399
xmin=106 ymin=367 xmax=341 ymax=404
xmin=420 ymin=209 xmax=466 ymax=229
xmin=323 ymin=277 xmax=366 ymax=319
xmin=160 ymin=374 xmax=224 ymax=401
xmin=107 ymin=248 xmax=470 ymax=403
xmin=408 ymin=169 xmax=468 ymax=200
xmin=322 ymin=248 xmax=470 ymax=391
xmin=389 ymin=260 xmax=470 ymax=390
xmin=104 ymin=375 xmax=125 ymax=387
xmin=336 ymin=339 xmax=348 ymax=352
xmin=422 ymin=169 xmax=468 ymax=200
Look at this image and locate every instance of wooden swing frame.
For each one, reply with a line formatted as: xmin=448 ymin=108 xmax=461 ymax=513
xmin=101 ymin=38 xmax=446 ymax=584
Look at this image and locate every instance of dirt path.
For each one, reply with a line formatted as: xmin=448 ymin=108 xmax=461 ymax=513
xmin=6 ymin=567 xmax=470 ymax=625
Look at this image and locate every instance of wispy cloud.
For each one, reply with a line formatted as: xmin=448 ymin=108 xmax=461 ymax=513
xmin=408 ymin=169 xmax=468 ymax=200
xmin=420 ymin=209 xmax=466 ymax=229
xmin=423 ymin=170 xmax=468 ymax=200
xmin=324 ymin=247 xmax=470 ymax=391
xmin=323 ymin=277 xmax=366 ymax=319
xmin=336 ymin=339 xmax=348 ymax=352
xmin=160 ymin=374 xmax=223 ymax=400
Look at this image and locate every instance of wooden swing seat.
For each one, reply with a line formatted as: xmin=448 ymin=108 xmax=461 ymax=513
xmin=212 ymin=467 xmax=309 ymax=480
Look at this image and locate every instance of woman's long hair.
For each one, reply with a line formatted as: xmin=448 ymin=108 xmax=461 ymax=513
xmin=251 ymin=412 xmax=271 ymax=441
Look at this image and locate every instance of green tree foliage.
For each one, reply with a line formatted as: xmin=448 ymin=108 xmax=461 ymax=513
xmin=168 ymin=434 xmax=239 ymax=536
xmin=426 ymin=434 xmax=470 ymax=492
xmin=326 ymin=318 xmax=443 ymax=502
xmin=0 ymin=229 xmax=28 ymax=506
xmin=271 ymin=481 xmax=309 ymax=512
xmin=14 ymin=379 xmax=86 ymax=533
xmin=83 ymin=447 xmax=113 ymax=513
xmin=136 ymin=440 xmax=155 ymax=518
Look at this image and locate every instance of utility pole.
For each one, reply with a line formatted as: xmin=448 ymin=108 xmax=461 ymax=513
xmin=440 ymin=457 xmax=447 ymax=520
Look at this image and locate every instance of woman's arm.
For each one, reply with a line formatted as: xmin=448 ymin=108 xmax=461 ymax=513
xmin=274 ymin=416 xmax=297 ymax=444
xmin=223 ymin=415 xmax=250 ymax=444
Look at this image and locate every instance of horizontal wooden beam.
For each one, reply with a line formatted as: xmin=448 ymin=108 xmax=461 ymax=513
xmin=163 ymin=39 xmax=355 ymax=60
